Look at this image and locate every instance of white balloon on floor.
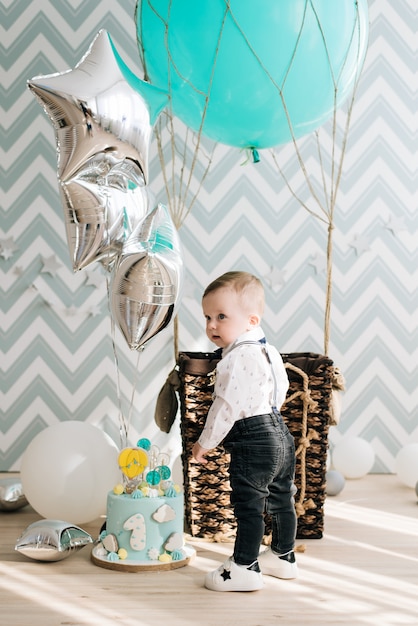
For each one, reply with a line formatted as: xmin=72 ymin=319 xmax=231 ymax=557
xmin=332 ymin=436 xmax=375 ymax=479
xmin=325 ymin=469 xmax=345 ymax=496
xmin=20 ymin=421 xmax=120 ymax=524
xmin=395 ymin=443 xmax=418 ymax=488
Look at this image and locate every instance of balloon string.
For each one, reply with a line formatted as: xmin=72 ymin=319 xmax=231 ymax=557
xmin=138 ymin=0 xmax=219 ymax=230
xmin=174 ymin=3 xmax=226 ymax=221
xmin=225 ymin=1 xmax=364 ymax=216
xmin=226 ymin=1 xmax=365 ymax=357
xmin=104 ymin=262 xmax=143 ymax=448
xmin=101 ymin=194 xmax=128 ymax=449
xmin=126 ymin=348 xmax=143 ymax=444
xmin=138 ymin=1 xmax=220 ymax=358
xmin=104 ymin=270 xmax=127 ymax=450
xmin=111 ymin=319 xmax=128 ymax=450
xmin=267 ymin=5 xmax=365 ymax=355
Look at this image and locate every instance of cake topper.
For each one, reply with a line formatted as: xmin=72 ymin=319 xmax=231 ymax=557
xmin=117 ymin=438 xmax=172 ymax=494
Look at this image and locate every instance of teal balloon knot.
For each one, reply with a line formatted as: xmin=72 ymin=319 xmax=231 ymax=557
xmin=252 ymin=148 xmax=260 ymax=164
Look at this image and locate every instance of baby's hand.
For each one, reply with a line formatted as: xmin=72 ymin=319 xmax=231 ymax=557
xmin=192 ymin=442 xmax=210 ymax=464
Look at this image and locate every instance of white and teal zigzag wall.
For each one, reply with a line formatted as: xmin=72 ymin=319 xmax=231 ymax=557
xmin=1 ymin=0 xmax=417 ymax=472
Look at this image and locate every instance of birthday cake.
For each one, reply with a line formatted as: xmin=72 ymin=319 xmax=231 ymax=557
xmin=91 ymin=438 xmax=194 ymax=571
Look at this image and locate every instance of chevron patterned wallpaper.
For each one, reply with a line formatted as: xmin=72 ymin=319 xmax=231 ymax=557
xmin=1 ymin=0 xmax=416 ymax=474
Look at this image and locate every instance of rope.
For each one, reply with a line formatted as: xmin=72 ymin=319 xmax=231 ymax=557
xmin=137 ymin=2 xmax=365 ymax=357
xmin=283 ymin=362 xmax=319 ymax=518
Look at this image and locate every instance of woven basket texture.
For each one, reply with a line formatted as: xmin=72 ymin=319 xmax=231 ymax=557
xmin=178 ymin=351 xmax=333 ymax=541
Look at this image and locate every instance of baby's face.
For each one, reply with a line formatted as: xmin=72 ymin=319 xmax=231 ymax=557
xmin=202 ymin=287 xmax=256 ymax=348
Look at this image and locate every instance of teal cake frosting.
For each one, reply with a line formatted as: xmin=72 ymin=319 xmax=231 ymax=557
xmin=103 ymin=489 xmax=185 ymax=564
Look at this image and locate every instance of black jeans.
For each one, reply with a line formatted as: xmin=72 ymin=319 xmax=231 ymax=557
xmin=223 ymin=410 xmax=297 ymax=565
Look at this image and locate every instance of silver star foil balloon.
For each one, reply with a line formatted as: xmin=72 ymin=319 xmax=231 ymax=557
xmin=0 ymin=477 xmax=28 ymax=511
xmin=111 ymin=203 xmax=183 ymax=350
xmin=15 ymin=519 xmax=93 ymax=561
xmin=27 ymin=29 xmax=168 ymax=271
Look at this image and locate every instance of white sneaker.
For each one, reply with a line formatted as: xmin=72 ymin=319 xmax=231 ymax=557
xmin=258 ymin=548 xmax=298 ymax=579
xmin=204 ymin=557 xmax=264 ymax=592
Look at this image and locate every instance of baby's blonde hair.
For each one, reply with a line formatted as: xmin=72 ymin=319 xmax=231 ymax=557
xmin=203 ymin=271 xmax=265 ymax=316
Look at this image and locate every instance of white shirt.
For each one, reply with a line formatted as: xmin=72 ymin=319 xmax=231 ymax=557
xmin=198 ymin=326 xmax=289 ymax=450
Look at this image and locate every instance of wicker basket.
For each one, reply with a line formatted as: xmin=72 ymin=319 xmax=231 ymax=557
xmin=178 ymin=351 xmax=334 ymax=540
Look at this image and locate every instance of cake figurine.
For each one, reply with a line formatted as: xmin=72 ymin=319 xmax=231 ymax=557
xmin=91 ymin=437 xmax=194 ymax=571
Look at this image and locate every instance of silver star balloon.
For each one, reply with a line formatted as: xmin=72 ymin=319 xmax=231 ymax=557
xmin=15 ymin=519 xmax=93 ymax=562
xmin=0 ymin=477 xmax=28 ymax=511
xmin=27 ymin=29 xmax=168 ymax=271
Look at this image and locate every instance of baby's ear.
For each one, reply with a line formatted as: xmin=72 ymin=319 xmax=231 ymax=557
xmin=249 ymin=314 xmax=260 ymax=327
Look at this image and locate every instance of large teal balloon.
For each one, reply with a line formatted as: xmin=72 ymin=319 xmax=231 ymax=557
xmin=136 ymin=0 xmax=369 ymax=149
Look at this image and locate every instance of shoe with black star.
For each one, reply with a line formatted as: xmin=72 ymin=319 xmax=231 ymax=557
xmin=221 ymin=567 xmax=232 ymax=581
xmin=204 ymin=557 xmax=264 ymax=592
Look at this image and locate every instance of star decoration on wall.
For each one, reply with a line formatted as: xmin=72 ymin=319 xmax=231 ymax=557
xmin=41 ymin=255 xmax=62 ymax=276
xmin=85 ymin=269 xmax=104 ymax=289
xmin=264 ymin=266 xmax=287 ymax=291
xmin=31 ymin=277 xmax=104 ymax=318
xmin=385 ymin=214 xmax=406 ymax=236
xmin=87 ymin=304 xmax=103 ymax=317
xmin=0 ymin=237 xmax=18 ymax=260
xmin=350 ymin=234 xmax=370 ymax=256
xmin=309 ymin=254 xmax=327 ymax=274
